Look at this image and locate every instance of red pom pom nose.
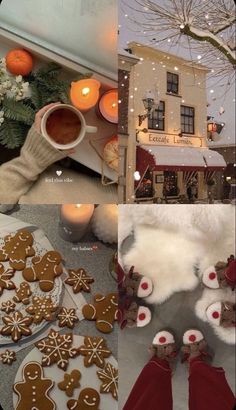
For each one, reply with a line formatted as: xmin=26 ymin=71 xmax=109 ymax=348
xmin=159 ymin=336 xmax=167 ymax=344
xmin=212 ymin=311 xmax=220 ymax=319
xmin=209 ymin=272 xmax=216 ymax=280
xmin=189 ymin=335 xmax=196 ymax=342
xmin=138 ymin=313 xmax=146 ymax=321
xmin=141 ymin=282 xmax=148 ymax=290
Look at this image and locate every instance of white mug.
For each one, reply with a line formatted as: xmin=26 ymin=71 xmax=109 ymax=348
xmin=41 ymin=103 xmax=97 ymax=150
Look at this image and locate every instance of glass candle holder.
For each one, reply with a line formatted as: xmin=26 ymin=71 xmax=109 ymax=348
xmin=70 ymin=79 xmax=101 ymax=111
xmin=97 ymin=89 xmax=118 ymax=124
xmin=59 ymin=204 xmax=94 ymax=242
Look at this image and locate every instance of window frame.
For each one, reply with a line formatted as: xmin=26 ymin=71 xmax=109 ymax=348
xmin=167 ymin=71 xmax=179 ymax=95
xmin=181 ymin=105 xmax=195 ymax=135
xmin=148 ymin=100 xmax=165 ymax=131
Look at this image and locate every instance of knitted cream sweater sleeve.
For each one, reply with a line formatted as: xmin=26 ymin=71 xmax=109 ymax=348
xmin=0 ymin=126 xmax=66 ymax=204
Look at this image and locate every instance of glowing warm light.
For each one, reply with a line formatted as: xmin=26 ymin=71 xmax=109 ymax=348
xmin=70 ymin=79 xmax=101 ymax=111
xmin=82 ymin=87 xmax=90 ymax=96
xmin=98 ymin=89 xmax=118 ymax=124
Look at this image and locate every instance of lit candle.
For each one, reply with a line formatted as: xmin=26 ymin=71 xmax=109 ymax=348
xmin=59 ymin=204 xmax=94 ymax=242
xmin=98 ymin=89 xmax=118 ymax=124
xmin=70 ymin=79 xmax=101 ymax=111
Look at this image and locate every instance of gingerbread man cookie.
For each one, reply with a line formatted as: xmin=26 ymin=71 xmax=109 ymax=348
xmin=0 ymin=230 xmax=35 ymax=270
xmin=0 ymin=264 xmax=15 ymax=296
xmin=82 ymin=293 xmax=118 ymax=333
xmin=58 ymin=369 xmax=81 ymax=397
xmin=23 ymin=250 xmax=63 ymax=292
xmin=67 ymin=388 xmax=100 ymax=410
xmin=14 ymin=361 xmax=56 ymax=410
xmin=13 ymin=282 xmax=32 ymax=305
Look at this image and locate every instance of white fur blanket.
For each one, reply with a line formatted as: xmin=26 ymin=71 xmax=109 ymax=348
xmin=195 ymin=288 xmax=235 ymax=345
xmin=120 ymin=205 xmax=235 ymax=304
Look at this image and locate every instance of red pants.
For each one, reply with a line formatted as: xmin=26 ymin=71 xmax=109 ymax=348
xmin=123 ymin=356 xmax=235 ymax=410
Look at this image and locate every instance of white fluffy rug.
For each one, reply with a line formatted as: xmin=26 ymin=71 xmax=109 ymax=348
xmin=120 ymin=205 xmax=235 ymax=305
xmin=195 ymin=288 xmax=236 ymax=345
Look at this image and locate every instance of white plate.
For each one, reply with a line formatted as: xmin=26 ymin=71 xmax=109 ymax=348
xmin=13 ymin=334 xmax=118 ymax=410
xmin=0 ymin=230 xmax=63 ymax=346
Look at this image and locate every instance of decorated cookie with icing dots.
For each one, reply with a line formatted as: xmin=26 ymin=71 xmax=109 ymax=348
xmin=14 ymin=361 xmax=56 ymax=410
xmin=13 ymin=282 xmax=32 ymax=305
xmin=1 ymin=310 xmax=33 ymax=342
xmin=26 ymin=296 xmax=57 ymax=324
xmin=0 ymin=264 xmax=15 ymax=296
xmin=0 ymin=230 xmax=35 ymax=270
xmin=82 ymin=293 xmax=118 ymax=334
xmin=58 ymin=369 xmax=81 ymax=397
xmin=23 ymin=251 xmax=63 ymax=292
xmin=35 ymin=329 xmax=78 ymax=370
xmin=67 ymin=388 xmax=100 ymax=410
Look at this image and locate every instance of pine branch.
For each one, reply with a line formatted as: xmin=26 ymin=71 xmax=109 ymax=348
xmin=0 ymin=119 xmax=29 ymax=149
xmin=3 ymin=98 xmax=35 ymax=125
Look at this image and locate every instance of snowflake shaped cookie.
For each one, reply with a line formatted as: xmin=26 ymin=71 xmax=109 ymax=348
xmin=1 ymin=300 xmax=16 ymax=314
xmin=26 ymin=296 xmax=57 ymax=324
xmin=35 ymin=329 xmax=78 ymax=370
xmin=0 ymin=264 xmax=15 ymax=296
xmin=0 ymin=349 xmax=16 ymax=365
xmin=79 ymin=336 xmax=111 ymax=368
xmin=57 ymin=307 xmax=79 ymax=329
xmin=65 ymin=268 xmax=94 ymax=293
xmin=97 ymin=362 xmax=118 ymax=400
xmin=1 ymin=311 xmax=33 ymax=342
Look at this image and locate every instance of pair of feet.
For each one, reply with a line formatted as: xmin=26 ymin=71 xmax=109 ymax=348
xmin=119 ymin=265 xmax=153 ymax=328
xmin=202 ymin=259 xmax=236 ymax=328
xmin=152 ymin=328 xmax=209 ymax=366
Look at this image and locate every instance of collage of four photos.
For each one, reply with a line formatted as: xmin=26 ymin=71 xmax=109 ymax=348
xmin=0 ymin=1 xmax=235 ymax=410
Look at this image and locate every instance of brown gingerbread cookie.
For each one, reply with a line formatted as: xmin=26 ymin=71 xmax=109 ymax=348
xmin=65 ymin=268 xmax=94 ymax=293
xmin=35 ymin=329 xmax=78 ymax=370
xmin=0 ymin=230 xmax=35 ymax=270
xmin=82 ymin=293 xmax=118 ymax=334
xmin=57 ymin=307 xmax=79 ymax=329
xmin=0 ymin=264 xmax=15 ymax=296
xmin=58 ymin=369 xmax=81 ymax=397
xmin=67 ymin=388 xmax=100 ymax=410
xmin=79 ymin=336 xmax=111 ymax=368
xmin=14 ymin=361 xmax=56 ymax=410
xmin=1 ymin=310 xmax=33 ymax=342
xmin=13 ymin=282 xmax=32 ymax=305
xmin=0 ymin=300 xmax=16 ymax=314
xmin=26 ymin=296 xmax=57 ymax=324
xmin=0 ymin=349 xmax=16 ymax=365
xmin=23 ymin=251 xmax=63 ymax=292
xmin=97 ymin=362 xmax=118 ymax=401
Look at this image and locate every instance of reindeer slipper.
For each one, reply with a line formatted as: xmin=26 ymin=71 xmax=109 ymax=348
xmin=206 ymin=301 xmax=236 ymax=328
xmin=122 ymin=266 xmax=153 ymax=298
xmin=181 ymin=329 xmax=209 ymax=364
xmin=118 ymin=300 xmax=152 ymax=329
xmin=151 ymin=330 xmax=177 ymax=361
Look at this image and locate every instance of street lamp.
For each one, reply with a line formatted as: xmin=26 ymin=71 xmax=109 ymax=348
xmin=138 ymin=89 xmax=159 ymax=126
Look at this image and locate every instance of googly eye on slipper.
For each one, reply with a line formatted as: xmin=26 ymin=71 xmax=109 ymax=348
xmin=202 ymin=266 xmax=220 ymax=289
xmin=206 ymin=302 xmax=222 ymax=326
xmin=183 ymin=329 xmax=204 ymax=345
xmin=152 ymin=330 xmax=175 ymax=346
xmin=137 ymin=277 xmax=153 ymax=298
xmin=136 ymin=306 xmax=151 ymax=327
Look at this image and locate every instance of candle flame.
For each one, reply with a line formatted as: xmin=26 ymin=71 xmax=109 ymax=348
xmin=76 ymin=204 xmax=82 ymax=208
xmin=111 ymin=103 xmax=117 ymax=108
xmin=82 ymin=87 xmax=90 ymax=96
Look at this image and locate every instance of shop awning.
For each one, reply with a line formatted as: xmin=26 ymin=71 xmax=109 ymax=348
xmin=136 ymin=145 xmax=226 ymax=174
xmin=201 ymin=148 xmax=226 ymax=170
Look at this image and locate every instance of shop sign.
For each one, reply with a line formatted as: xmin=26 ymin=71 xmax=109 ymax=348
xmin=137 ymin=132 xmax=204 ymax=148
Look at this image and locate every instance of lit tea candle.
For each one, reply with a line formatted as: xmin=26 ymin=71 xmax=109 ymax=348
xmin=98 ymin=89 xmax=118 ymax=124
xmin=70 ymin=79 xmax=101 ymax=111
xmin=59 ymin=204 xmax=95 ymax=242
